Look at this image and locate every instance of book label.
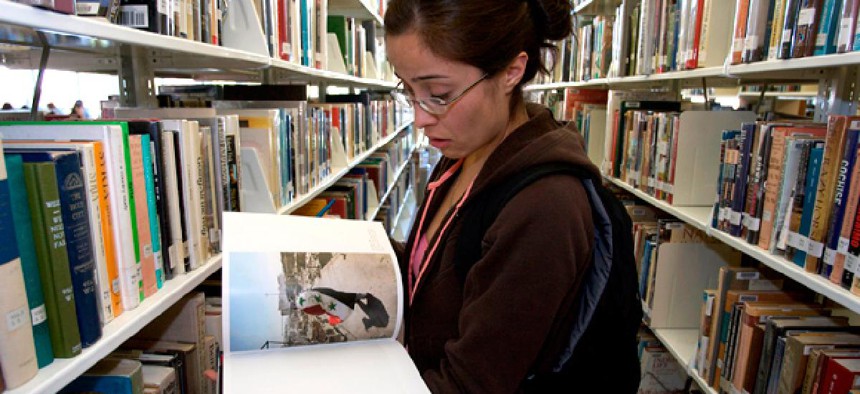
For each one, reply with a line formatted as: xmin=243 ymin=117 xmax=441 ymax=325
xmin=808 ymin=240 xmax=825 ymax=258
xmin=119 ymin=5 xmax=150 ymax=28
xmin=6 ymin=306 xmax=28 ymax=331
xmin=737 ymin=272 xmax=761 ymax=280
xmin=75 ymin=1 xmax=99 ymax=15
xmin=729 ymin=211 xmax=743 ymax=226
xmin=824 ymin=248 xmax=838 ymax=264
xmin=30 ymin=304 xmax=46 ymax=325
xmin=839 ymin=237 xmax=851 ymax=253
xmin=798 ymin=8 xmax=816 ymax=26
xmin=839 ymin=18 xmax=853 ymax=47
xmin=747 ymin=217 xmax=761 ymax=231
xmin=846 ymin=254 xmax=860 ymax=272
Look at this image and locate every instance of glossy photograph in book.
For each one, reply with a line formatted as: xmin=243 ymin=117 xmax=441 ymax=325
xmin=228 ymin=250 xmax=398 ymax=352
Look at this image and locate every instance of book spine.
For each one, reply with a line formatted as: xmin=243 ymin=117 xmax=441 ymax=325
xmin=805 ymin=116 xmax=848 ymax=272
xmin=171 ymin=131 xmax=191 ymax=273
xmin=792 ymin=0 xmax=825 ymax=57
xmin=146 ymin=127 xmax=173 ymax=281
xmin=792 ymin=145 xmax=825 ymax=266
xmin=747 ymin=125 xmax=774 ymax=244
xmin=76 ymin=145 xmax=114 ymax=327
xmin=813 ymin=0 xmax=842 ymax=55
xmin=140 ymin=134 xmax=164 ymax=288
xmin=51 ymin=152 xmax=102 ymax=347
xmin=129 ymin=135 xmax=158 ymax=299
xmin=837 ymin=0 xmax=860 ymax=51
xmin=781 ymin=0 xmax=802 ymax=58
xmin=5 ymin=155 xmax=54 ymax=368
xmin=769 ymin=0 xmax=789 ymax=59
xmin=731 ymin=123 xmax=757 ymax=235
xmin=22 ymin=162 xmax=82 ymax=358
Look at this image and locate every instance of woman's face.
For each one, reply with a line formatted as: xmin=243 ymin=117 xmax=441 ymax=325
xmin=386 ymin=32 xmax=512 ymax=161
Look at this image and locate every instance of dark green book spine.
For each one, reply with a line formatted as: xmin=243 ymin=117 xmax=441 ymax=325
xmin=23 ymin=162 xmax=82 ymax=358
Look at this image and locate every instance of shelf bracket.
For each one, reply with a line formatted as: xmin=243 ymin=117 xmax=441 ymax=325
xmin=815 ymin=66 xmax=859 ymax=122
xmin=118 ymin=45 xmax=157 ymax=108
xmin=29 ymin=31 xmax=50 ymax=121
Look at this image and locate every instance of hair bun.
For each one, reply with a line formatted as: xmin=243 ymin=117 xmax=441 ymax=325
xmin=527 ymin=0 xmax=572 ymax=41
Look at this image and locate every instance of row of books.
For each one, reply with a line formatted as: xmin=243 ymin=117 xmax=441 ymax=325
xmin=143 ymin=86 xmax=407 ymax=212
xmin=58 ymin=291 xmax=222 ymax=394
xmin=292 ymin=133 xmax=413 ymax=221
xmin=691 ymin=265 xmax=860 ymax=394
xmin=0 ymin=116 xmax=230 ymax=390
xmin=604 ymin=98 xmax=756 ymax=206
xmin=255 ymin=0 xmax=387 ymax=77
xmin=728 ymin=0 xmax=860 ymax=64
xmin=709 ymin=116 xmax=860 ymax=298
xmin=13 ymin=0 xmax=223 ymax=45
xmin=542 ymin=0 xmax=860 ymax=85
xmin=11 ymin=0 xmax=390 ymax=80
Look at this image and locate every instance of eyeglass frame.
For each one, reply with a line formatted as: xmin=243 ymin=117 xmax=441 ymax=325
xmin=390 ymin=73 xmax=490 ymax=116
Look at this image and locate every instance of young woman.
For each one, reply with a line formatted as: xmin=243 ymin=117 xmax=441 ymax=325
xmin=386 ymin=0 xmax=639 ymax=392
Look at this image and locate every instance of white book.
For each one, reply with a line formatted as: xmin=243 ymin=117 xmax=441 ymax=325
xmin=0 ymin=123 xmax=142 ymax=311
xmin=222 ymin=212 xmax=428 ymax=393
xmin=158 ymin=128 xmax=185 ymax=276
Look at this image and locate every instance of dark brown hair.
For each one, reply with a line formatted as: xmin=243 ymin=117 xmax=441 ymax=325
xmin=384 ymin=0 xmax=572 ymax=95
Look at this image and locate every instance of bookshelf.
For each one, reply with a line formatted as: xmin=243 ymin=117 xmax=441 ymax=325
xmin=5 ymin=255 xmax=222 ymax=394
xmin=0 ymin=0 xmax=415 ymax=391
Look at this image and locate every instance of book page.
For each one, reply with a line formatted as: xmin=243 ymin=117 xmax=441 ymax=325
xmin=222 ymin=212 xmax=403 ymax=354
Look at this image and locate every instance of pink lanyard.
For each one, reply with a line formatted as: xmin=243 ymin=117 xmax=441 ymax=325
xmin=408 ymin=159 xmax=476 ymax=305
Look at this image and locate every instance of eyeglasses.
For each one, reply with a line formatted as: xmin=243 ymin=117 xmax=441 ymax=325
xmin=390 ymin=73 xmax=489 ymax=116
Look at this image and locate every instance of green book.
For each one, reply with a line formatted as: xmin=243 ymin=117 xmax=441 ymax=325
xmin=327 ymin=15 xmax=350 ymax=74
xmin=22 ymin=161 xmax=82 ymax=358
xmin=5 ymin=154 xmax=54 ymax=367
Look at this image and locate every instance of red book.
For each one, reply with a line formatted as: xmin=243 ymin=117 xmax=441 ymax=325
xmin=820 ymin=357 xmax=860 ymax=393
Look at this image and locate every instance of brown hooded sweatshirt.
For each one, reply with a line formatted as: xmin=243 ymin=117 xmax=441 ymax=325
xmin=399 ymin=103 xmax=600 ymax=393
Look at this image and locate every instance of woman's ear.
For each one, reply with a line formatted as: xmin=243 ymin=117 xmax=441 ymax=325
xmin=502 ymin=52 xmax=528 ymax=94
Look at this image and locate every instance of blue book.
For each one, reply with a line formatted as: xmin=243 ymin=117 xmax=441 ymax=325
xmin=300 ymin=0 xmax=311 ymax=67
xmin=815 ymin=0 xmax=843 ymax=55
xmin=821 ymin=128 xmax=860 ymax=278
xmin=793 ymin=144 xmax=826 ymax=266
xmin=139 ymin=134 xmax=164 ymax=288
xmin=730 ymin=123 xmax=758 ymax=236
xmin=5 ymin=154 xmax=54 ymax=368
xmin=17 ymin=150 xmax=102 ymax=348
xmin=639 ymin=239 xmax=655 ymax=298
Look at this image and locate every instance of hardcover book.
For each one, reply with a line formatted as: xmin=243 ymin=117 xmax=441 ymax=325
xmin=222 ymin=212 xmax=428 ymax=393
xmin=21 ymin=160 xmax=82 ymax=358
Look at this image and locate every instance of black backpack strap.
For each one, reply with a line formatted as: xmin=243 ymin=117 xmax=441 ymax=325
xmin=454 ymin=162 xmax=595 ymax=283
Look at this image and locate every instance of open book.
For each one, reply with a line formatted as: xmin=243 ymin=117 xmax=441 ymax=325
xmin=222 ymin=212 xmax=428 ymax=393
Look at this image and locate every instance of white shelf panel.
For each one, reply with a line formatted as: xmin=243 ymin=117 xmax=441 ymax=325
xmin=605 ymin=176 xmax=713 ymax=231
xmin=279 ymin=121 xmax=412 ymax=215
xmin=7 ymin=255 xmax=223 ymax=394
xmin=525 ymin=67 xmax=726 ymax=91
xmin=652 ymin=328 xmax=717 ymax=394
xmin=572 ymin=0 xmax=621 ymax=15
xmin=0 ymin=0 xmax=271 ymax=66
xmin=606 ymin=175 xmax=860 ymax=315
xmin=726 ymin=53 xmax=860 ymax=76
xmin=524 ymin=79 xmax=609 ymax=91
xmin=270 ymin=59 xmax=397 ymax=89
